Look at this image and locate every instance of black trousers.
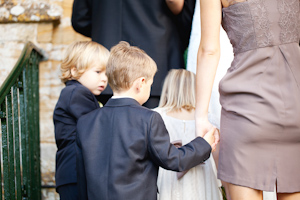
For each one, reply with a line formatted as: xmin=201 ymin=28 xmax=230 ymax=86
xmin=57 ymin=183 xmax=78 ymax=200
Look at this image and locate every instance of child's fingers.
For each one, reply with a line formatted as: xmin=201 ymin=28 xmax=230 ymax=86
xmin=212 ymin=129 xmax=220 ymax=147
xmin=212 ymin=139 xmax=219 ymax=146
xmin=211 ymin=143 xmax=217 ymax=152
xmin=207 ymin=127 xmax=216 ymax=136
xmin=214 ymin=129 xmax=220 ymax=142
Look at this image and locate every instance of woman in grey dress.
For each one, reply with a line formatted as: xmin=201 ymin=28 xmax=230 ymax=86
xmin=195 ymin=0 xmax=300 ymax=199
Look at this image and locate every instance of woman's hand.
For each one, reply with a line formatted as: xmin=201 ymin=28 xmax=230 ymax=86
xmin=196 ymin=117 xmax=220 ymax=151
xmin=195 ymin=117 xmax=214 ymax=137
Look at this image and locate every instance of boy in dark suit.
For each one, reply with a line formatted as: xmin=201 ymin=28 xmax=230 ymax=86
xmin=53 ymin=41 xmax=110 ymax=200
xmin=76 ymin=41 xmax=217 ymax=200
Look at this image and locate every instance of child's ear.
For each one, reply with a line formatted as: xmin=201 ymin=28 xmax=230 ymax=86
xmin=70 ymin=66 xmax=77 ymax=77
xmin=140 ymin=77 xmax=146 ymax=85
xmin=135 ymin=77 xmax=146 ymax=92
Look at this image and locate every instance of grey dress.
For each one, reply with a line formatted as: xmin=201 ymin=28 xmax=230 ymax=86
xmin=218 ymin=0 xmax=300 ymax=193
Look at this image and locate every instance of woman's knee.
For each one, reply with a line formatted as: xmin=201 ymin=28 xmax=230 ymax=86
xmin=277 ymin=192 xmax=300 ymax=200
xmin=227 ymin=183 xmax=263 ymax=200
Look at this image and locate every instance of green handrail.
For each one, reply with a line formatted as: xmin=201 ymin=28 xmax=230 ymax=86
xmin=0 ymin=41 xmax=44 ymax=200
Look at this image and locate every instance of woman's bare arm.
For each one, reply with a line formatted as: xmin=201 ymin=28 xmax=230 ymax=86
xmin=165 ymin=0 xmax=185 ymax=15
xmin=195 ymin=0 xmax=222 ymax=141
xmin=196 ymin=0 xmax=222 ymax=120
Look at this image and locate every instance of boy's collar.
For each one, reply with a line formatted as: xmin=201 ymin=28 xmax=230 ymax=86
xmin=111 ymin=96 xmax=135 ymax=99
xmin=65 ymin=79 xmax=81 ymax=86
xmin=105 ymin=98 xmax=142 ymax=107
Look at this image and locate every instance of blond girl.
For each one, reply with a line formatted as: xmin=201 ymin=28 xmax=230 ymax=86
xmin=155 ymin=69 xmax=222 ymax=200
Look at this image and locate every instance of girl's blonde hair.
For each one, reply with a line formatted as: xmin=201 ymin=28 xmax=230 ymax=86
xmin=159 ymin=69 xmax=196 ymax=112
xmin=60 ymin=41 xmax=110 ymax=83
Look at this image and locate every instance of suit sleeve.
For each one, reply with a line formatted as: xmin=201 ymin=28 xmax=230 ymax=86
xmin=147 ymin=112 xmax=211 ymax=172
xmin=174 ymin=0 xmax=196 ymax=49
xmin=71 ymin=0 xmax=92 ymax=37
xmin=76 ymin=125 xmax=88 ymax=199
xmin=68 ymin=87 xmax=99 ymax=120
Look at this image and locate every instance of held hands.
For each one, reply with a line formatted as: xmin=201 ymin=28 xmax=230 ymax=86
xmin=196 ymin=118 xmax=220 ymax=152
xmin=203 ymin=127 xmax=217 ymax=151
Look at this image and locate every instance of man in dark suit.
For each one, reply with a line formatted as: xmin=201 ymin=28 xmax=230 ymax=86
xmin=71 ymin=0 xmax=196 ymax=108
xmin=76 ymin=42 xmax=216 ymax=199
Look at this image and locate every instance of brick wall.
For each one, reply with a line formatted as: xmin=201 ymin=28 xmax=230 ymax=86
xmin=0 ymin=0 xmax=90 ymax=199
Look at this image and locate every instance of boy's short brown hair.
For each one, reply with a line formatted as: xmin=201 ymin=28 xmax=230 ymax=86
xmin=106 ymin=41 xmax=157 ymax=92
xmin=60 ymin=41 xmax=110 ymax=83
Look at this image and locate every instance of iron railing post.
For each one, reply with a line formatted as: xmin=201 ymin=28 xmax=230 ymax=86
xmin=0 ymin=42 xmax=44 ymax=200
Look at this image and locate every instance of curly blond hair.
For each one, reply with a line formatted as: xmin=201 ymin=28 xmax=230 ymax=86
xmin=60 ymin=41 xmax=110 ymax=83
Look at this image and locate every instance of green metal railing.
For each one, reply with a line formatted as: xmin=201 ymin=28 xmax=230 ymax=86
xmin=0 ymin=42 xmax=44 ymax=200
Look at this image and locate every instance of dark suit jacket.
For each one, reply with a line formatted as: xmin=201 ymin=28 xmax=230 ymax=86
xmin=76 ymin=98 xmax=211 ymax=200
xmin=53 ymin=80 xmax=99 ymax=188
xmin=71 ymin=0 xmax=195 ymax=96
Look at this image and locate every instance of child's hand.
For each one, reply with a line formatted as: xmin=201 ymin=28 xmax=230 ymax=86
xmin=203 ymin=127 xmax=217 ymax=151
xmin=213 ymin=128 xmax=220 ymax=148
xmin=195 ymin=118 xmax=214 ymax=137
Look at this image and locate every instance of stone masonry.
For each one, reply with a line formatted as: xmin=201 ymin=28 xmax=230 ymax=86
xmin=0 ymin=0 xmax=90 ymax=199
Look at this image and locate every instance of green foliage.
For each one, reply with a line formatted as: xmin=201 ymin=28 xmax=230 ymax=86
xmin=184 ymin=48 xmax=188 ymax=69
xmin=221 ymin=186 xmax=227 ymax=200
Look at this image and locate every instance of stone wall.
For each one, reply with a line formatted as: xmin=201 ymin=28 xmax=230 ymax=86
xmin=0 ymin=0 xmax=90 ymax=199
